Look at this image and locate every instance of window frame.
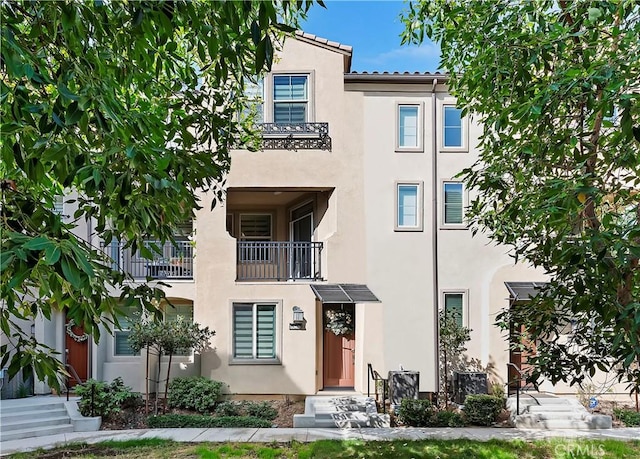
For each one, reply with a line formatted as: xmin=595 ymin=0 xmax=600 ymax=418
xmin=163 ymin=303 xmax=194 ymax=357
xmin=441 ymin=104 xmax=468 ymax=152
xmin=238 ymin=213 xmax=274 ymax=262
xmin=395 ymin=102 xmax=423 ymax=152
xmin=113 ymin=306 xmax=141 ymax=357
xmin=395 ymin=181 xmax=424 ymax=232
xmin=230 ymin=300 xmax=282 ymax=365
xmin=441 ymin=180 xmax=466 ymax=229
xmin=271 ymin=73 xmax=311 ymax=124
xmin=441 ymin=290 xmax=468 ymax=328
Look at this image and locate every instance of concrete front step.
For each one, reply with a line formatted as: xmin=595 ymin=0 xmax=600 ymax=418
xmin=508 ymin=394 xmax=612 ymax=429
xmin=1 ymin=407 xmax=68 ymax=423
xmin=0 ymin=415 xmax=73 ymax=432
xmin=0 ymin=423 xmax=75 ymax=442
xmin=293 ymin=395 xmax=390 ymax=428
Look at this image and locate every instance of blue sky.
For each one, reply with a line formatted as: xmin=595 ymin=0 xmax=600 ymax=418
xmin=300 ymin=0 xmax=441 ymax=73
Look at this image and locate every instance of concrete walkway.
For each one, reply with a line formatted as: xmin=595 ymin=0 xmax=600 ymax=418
xmin=1 ymin=426 xmax=639 ymax=456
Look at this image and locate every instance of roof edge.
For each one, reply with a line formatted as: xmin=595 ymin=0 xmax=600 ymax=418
xmin=344 ymin=72 xmax=449 ymax=84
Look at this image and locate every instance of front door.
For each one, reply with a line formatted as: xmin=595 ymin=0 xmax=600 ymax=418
xmin=508 ymin=322 xmax=535 ymax=393
xmin=64 ymin=316 xmax=89 ymax=387
xmin=323 ymin=304 xmax=355 ymax=388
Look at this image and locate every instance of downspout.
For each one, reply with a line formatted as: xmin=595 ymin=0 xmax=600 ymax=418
xmin=431 ymin=78 xmax=440 ymax=395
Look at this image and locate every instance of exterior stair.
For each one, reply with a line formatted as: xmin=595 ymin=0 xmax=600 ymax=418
xmin=293 ymin=395 xmax=390 ymax=428
xmin=0 ymin=398 xmax=74 ymax=441
xmin=508 ymin=393 xmax=612 ymax=429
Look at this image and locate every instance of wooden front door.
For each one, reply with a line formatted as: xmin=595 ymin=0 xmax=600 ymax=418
xmin=323 ymin=331 xmax=355 ymax=387
xmin=508 ymin=322 xmax=535 ymax=392
xmin=65 ymin=317 xmax=89 ymax=387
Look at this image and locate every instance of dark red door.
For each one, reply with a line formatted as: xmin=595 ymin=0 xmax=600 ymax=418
xmin=65 ymin=317 xmax=89 ymax=387
xmin=323 ymin=330 xmax=355 ymax=388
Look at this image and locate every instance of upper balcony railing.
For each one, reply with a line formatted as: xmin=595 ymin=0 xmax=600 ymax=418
xmin=103 ymin=240 xmax=193 ymax=280
xmin=237 ymin=241 xmax=323 ymax=281
xmin=258 ymin=122 xmax=332 ymax=151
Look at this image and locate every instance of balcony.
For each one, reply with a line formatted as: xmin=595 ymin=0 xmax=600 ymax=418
xmin=237 ymin=241 xmax=323 ymax=281
xmin=104 ymin=240 xmax=193 ymax=280
xmin=258 ymin=122 xmax=331 ymax=151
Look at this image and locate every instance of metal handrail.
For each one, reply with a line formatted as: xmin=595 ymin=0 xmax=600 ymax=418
xmin=506 ymin=362 xmax=524 ymax=415
xmin=367 ymin=363 xmax=388 ymax=414
xmin=65 ymin=363 xmax=82 ymax=401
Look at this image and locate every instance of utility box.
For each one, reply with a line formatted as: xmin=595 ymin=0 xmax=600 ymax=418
xmin=453 ymin=371 xmax=488 ymax=404
xmin=388 ymin=370 xmax=420 ymax=407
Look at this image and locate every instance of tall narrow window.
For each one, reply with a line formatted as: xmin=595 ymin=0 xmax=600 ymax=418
xmin=396 ymin=182 xmax=423 ymax=231
xmin=443 ymin=106 xmax=463 ymax=148
xmin=398 ymin=105 xmax=419 ymax=148
xmin=53 ymin=195 xmax=64 ymax=215
xmin=443 ymin=182 xmax=464 ymax=225
xmin=273 ymin=75 xmax=308 ymax=123
xmin=233 ymin=303 xmax=277 ymax=361
xmin=444 ymin=292 xmax=465 ymax=327
xmin=114 ymin=306 xmax=141 ymax=356
xmin=164 ymin=303 xmax=194 ymax=356
xmin=239 ymin=214 xmax=272 ymax=261
xmin=243 ymin=79 xmax=264 ymax=124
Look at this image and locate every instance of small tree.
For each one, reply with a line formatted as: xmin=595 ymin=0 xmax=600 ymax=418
xmin=129 ymin=314 xmax=214 ymax=414
xmin=439 ymin=309 xmax=471 ymax=407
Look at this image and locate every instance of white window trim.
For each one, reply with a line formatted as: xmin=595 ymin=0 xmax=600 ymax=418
xmin=264 ymin=71 xmax=315 ymax=123
xmin=113 ymin=306 xmax=141 ymax=358
xmin=441 ymin=290 xmax=469 ymax=327
xmin=229 ymin=300 xmax=282 ymax=365
xmin=395 ymin=181 xmax=424 ymax=232
xmin=395 ymin=102 xmax=424 ymax=152
xmin=440 ymin=103 xmax=468 ymax=152
xmin=440 ymin=180 xmax=467 ymax=230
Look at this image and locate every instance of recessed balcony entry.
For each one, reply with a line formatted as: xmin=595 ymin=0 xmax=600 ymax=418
xmin=227 ymin=188 xmax=330 ymax=282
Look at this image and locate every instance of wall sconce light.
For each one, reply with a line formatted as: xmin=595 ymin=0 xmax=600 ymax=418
xmin=289 ymin=306 xmax=306 ymax=330
xmin=30 ymin=323 xmax=36 ymax=336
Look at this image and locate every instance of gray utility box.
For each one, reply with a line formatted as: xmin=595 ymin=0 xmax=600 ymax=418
xmin=388 ymin=370 xmax=420 ymax=407
xmin=453 ymin=371 xmax=488 ymax=404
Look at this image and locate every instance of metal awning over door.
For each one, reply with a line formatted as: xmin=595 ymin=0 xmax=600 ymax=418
xmin=504 ymin=281 xmax=548 ymax=301
xmin=310 ymin=284 xmax=380 ymax=303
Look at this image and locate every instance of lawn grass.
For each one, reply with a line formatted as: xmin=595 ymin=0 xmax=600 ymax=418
xmin=8 ymin=438 xmax=640 ymax=459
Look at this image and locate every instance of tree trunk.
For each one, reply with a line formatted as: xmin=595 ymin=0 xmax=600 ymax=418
xmin=145 ymin=346 xmax=150 ymax=415
xmin=155 ymin=351 xmax=162 ymax=416
xmin=163 ymin=353 xmax=173 ymax=414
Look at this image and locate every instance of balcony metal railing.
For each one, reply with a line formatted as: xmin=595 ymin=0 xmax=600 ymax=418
xmin=237 ymin=241 xmax=323 ymax=281
xmin=103 ymin=240 xmax=193 ymax=280
xmin=258 ymin=122 xmax=332 ymax=151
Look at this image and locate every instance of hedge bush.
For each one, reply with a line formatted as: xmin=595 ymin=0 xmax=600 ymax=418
xmin=436 ymin=409 xmax=466 ymax=427
xmin=244 ymin=401 xmax=278 ymax=421
xmin=463 ymin=395 xmax=504 ymax=426
xmin=215 ymin=401 xmax=244 ymax=417
xmin=396 ymin=399 xmax=437 ymax=427
xmin=147 ymin=414 xmax=272 ymax=428
xmin=75 ymin=377 xmax=141 ymax=418
xmin=167 ymin=377 xmax=224 ymax=413
xmin=614 ymin=408 xmax=640 ymax=427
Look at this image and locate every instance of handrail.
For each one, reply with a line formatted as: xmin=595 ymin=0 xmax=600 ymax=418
xmin=367 ymin=363 xmax=388 ymax=414
xmin=506 ymin=362 xmax=523 ymax=415
xmin=65 ymin=363 xmax=82 ymax=402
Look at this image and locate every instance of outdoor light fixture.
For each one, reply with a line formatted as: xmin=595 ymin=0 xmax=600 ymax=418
xmin=289 ymin=306 xmax=306 ymax=330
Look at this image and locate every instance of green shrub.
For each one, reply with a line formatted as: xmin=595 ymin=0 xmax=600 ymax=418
xmin=75 ymin=377 xmax=141 ymax=418
xmin=215 ymin=401 xmax=244 ymax=417
xmin=147 ymin=414 xmax=272 ymax=428
xmin=167 ymin=377 xmax=224 ymax=413
xmin=396 ymin=399 xmax=437 ymax=427
xmin=614 ymin=408 xmax=640 ymax=427
xmin=436 ymin=410 xmax=466 ymax=427
xmin=463 ymin=395 xmax=504 ymax=426
xmin=244 ymin=401 xmax=278 ymax=420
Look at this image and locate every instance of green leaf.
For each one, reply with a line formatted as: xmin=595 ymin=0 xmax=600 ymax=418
xmin=61 ymin=256 xmax=82 ymax=288
xmin=588 ymin=8 xmax=602 ymax=21
xmin=58 ymin=85 xmax=79 ymax=101
xmin=24 ymin=237 xmax=52 ymax=251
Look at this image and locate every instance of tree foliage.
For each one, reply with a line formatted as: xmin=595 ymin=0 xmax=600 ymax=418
xmin=1 ymin=0 xmax=318 ymax=390
xmin=403 ymin=1 xmax=640 ymax=393
xmin=439 ymin=309 xmax=471 ymax=405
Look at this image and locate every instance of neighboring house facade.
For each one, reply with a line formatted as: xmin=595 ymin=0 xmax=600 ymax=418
xmin=6 ymin=32 xmax=622 ymax=400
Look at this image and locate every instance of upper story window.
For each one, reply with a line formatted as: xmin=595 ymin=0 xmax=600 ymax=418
xmin=395 ymin=181 xmax=423 ymax=231
xmin=443 ymin=182 xmax=464 ymax=226
xmin=273 ymin=75 xmax=308 ymax=123
xmin=443 ymin=106 xmax=464 ymax=148
xmin=443 ymin=292 xmax=465 ymax=327
xmin=53 ymin=195 xmax=64 ymax=215
xmin=397 ymin=104 xmax=422 ymax=151
xmin=239 ymin=214 xmax=272 ymax=262
xmin=242 ymin=79 xmax=264 ymax=124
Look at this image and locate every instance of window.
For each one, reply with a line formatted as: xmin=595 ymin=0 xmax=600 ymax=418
xmin=443 ymin=292 xmax=465 ymax=327
xmin=397 ymin=104 xmax=421 ymax=150
xmin=239 ymin=214 xmax=272 ymax=261
xmin=273 ymin=75 xmax=307 ymax=123
xmin=443 ymin=106 xmax=463 ymax=148
xmin=164 ymin=303 xmax=193 ymax=356
xmin=114 ymin=306 xmax=141 ymax=356
xmin=232 ymin=303 xmax=277 ymax=361
xmin=53 ymin=195 xmax=64 ymax=215
xmin=395 ymin=182 xmax=423 ymax=231
xmin=443 ymin=182 xmax=464 ymax=225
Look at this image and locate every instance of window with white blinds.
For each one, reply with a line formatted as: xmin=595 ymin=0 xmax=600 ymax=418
xmin=273 ymin=75 xmax=308 ymax=123
xmin=443 ymin=182 xmax=464 ymax=225
xmin=53 ymin=195 xmax=64 ymax=215
xmin=233 ymin=303 xmax=277 ymax=361
xmin=444 ymin=292 xmax=465 ymax=327
xmin=114 ymin=306 xmax=141 ymax=356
